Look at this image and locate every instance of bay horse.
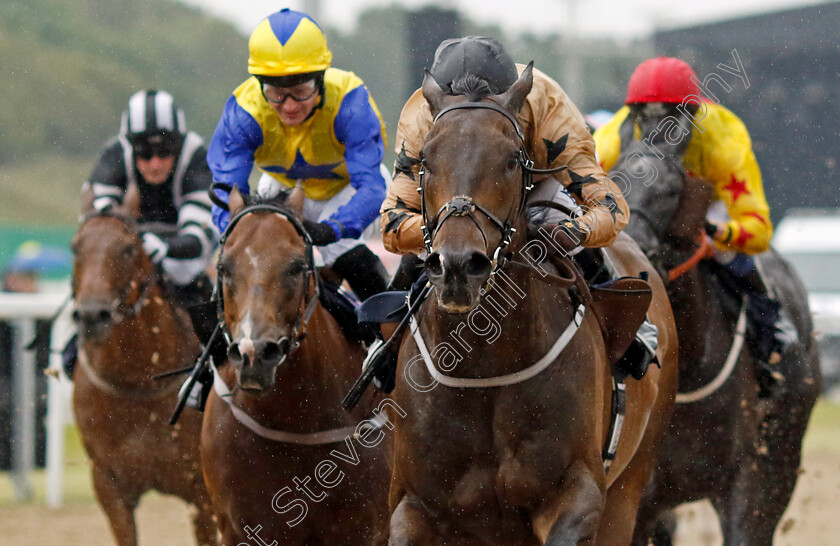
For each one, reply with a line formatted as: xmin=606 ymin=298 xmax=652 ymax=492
xmin=609 ymin=109 xmax=822 ymax=544
xmin=386 ymin=65 xmax=678 ymax=544
xmin=199 ymin=187 xmax=390 ymax=545
xmin=71 ymin=183 xmax=216 ymax=545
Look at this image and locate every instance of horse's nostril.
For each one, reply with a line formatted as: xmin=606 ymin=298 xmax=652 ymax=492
xmin=259 ymin=341 xmax=283 ymax=364
xmin=465 ymin=252 xmax=491 ymax=278
xmin=228 ymin=344 xmax=243 ymax=365
xmin=425 ymin=253 xmax=444 ymax=277
xmin=73 ymin=307 xmax=113 ymax=326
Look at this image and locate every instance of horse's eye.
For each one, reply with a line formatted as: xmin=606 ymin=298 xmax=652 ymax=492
xmin=122 ymin=244 xmax=136 ymax=258
xmin=286 ymin=261 xmax=306 ymax=277
xmin=507 ymin=155 xmax=519 ymax=171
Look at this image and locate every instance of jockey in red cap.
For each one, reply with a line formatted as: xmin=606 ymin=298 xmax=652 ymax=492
xmin=594 ymin=56 xmax=796 ymax=396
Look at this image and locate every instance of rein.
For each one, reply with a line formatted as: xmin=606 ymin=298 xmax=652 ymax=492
xmin=419 ymin=101 xmax=568 ymax=283
xmin=215 ymin=203 xmax=321 ymax=363
xmin=77 ymin=348 xmax=183 ymax=399
xmin=210 ymin=362 xmax=388 ymax=445
xmin=668 ymin=233 xmax=715 ymax=281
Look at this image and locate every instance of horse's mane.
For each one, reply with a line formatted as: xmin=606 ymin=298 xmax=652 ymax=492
xmin=79 ymin=207 xmax=137 ymax=229
xmin=449 ymin=75 xmax=495 ymax=102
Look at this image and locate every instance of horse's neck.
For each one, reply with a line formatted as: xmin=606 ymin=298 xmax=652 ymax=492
xmin=669 ymin=269 xmax=724 ymax=370
xmin=233 ymin=304 xmax=361 ymax=432
xmin=83 ymin=285 xmax=197 ymax=382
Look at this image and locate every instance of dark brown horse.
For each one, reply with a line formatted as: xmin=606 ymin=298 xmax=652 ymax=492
xmin=200 ymin=187 xmax=390 ymax=545
xmin=609 ymin=112 xmax=822 ymax=545
xmin=71 ymin=184 xmax=215 ymax=545
xmin=385 ymin=65 xmax=679 ymax=544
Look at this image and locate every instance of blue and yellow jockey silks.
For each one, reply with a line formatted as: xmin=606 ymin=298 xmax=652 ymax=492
xmin=594 ymin=102 xmax=772 ymax=255
xmin=248 ymin=9 xmax=332 ymax=77
xmin=207 ymin=68 xmax=387 ymax=239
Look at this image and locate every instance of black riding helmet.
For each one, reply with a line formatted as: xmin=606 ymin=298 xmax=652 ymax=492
xmin=429 ymin=36 xmax=518 ymax=95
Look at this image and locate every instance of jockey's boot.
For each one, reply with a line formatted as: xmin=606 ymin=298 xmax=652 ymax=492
xmin=388 ymin=254 xmax=425 ymax=291
xmin=363 ymin=255 xmax=427 ymax=394
xmin=62 ymin=334 xmax=79 ymax=380
xmin=177 ymin=272 xmax=216 ymax=340
xmin=362 ymin=338 xmax=398 ymax=393
xmin=615 ymin=318 xmax=660 ymax=380
xmin=751 ymin=294 xmax=796 ymax=398
xmin=723 ymin=255 xmax=797 ymax=397
xmin=538 ymin=226 xmax=660 ymax=381
xmin=332 ymin=244 xmax=389 ymax=301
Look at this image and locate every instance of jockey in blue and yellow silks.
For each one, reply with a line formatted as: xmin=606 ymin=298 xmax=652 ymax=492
xmin=594 ymin=56 xmax=797 ymax=396
xmin=208 ymin=8 xmax=389 ymax=301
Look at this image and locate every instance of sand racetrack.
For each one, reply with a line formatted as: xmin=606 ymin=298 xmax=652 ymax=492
xmin=0 ymin=449 xmax=838 ymax=545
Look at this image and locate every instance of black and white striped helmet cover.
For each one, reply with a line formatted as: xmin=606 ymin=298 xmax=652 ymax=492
xmin=120 ymin=89 xmax=186 ymax=138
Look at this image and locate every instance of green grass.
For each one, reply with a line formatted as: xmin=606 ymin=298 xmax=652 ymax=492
xmin=0 ymin=425 xmax=95 ymax=507
xmin=1 ymin=398 xmax=838 ymax=507
xmin=0 ymin=154 xmax=95 ymax=226
xmin=801 ymin=397 xmax=840 ymax=454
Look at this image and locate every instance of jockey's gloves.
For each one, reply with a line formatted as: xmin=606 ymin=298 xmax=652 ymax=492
xmin=257 ymin=176 xmax=285 ymax=200
xmin=142 ymin=232 xmax=169 ymax=264
xmin=302 ymin=219 xmax=339 ymax=246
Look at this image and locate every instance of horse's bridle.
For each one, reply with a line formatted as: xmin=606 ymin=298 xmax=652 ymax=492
xmin=75 ymin=210 xmax=157 ymax=322
xmin=419 ymin=101 xmax=568 ymax=278
xmin=621 ymin=150 xmax=711 ymax=282
xmin=214 ymin=203 xmax=320 ymax=364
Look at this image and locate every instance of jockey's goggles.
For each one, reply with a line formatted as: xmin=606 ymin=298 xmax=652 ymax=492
xmin=133 ymin=139 xmax=178 ymax=160
xmin=261 ymin=79 xmax=319 ymax=104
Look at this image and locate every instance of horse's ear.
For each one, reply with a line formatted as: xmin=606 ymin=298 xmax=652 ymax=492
xmin=618 ymin=113 xmax=636 ymax=153
xmin=422 ymin=70 xmax=448 ymax=118
xmin=286 ymin=185 xmax=305 ymax=218
xmin=122 ymin=180 xmax=141 ymax=220
xmin=497 ymin=62 xmax=533 ymax=115
xmin=80 ymin=182 xmax=95 ymax=215
xmin=228 ymin=184 xmax=246 ymax=216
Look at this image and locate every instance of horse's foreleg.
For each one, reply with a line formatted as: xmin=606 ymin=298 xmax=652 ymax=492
xmin=191 ymin=501 xmax=219 ymax=545
xmin=597 ymin=459 xmax=655 ymax=545
xmin=91 ymin=464 xmax=140 ymax=546
xmin=388 ymin=495 xmax=441 ymax=546
xmin=532 ymin=461 xmax=604 ymax=545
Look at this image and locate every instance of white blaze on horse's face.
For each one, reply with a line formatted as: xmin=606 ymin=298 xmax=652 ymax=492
xmin=237 ymin=312 xmax=257 ymax=365
xmin=245 ymin=246 xmax=261 ymax=273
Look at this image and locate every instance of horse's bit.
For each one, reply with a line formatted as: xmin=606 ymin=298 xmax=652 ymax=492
xmin=214 ymin=203 xmax=320 ymax=364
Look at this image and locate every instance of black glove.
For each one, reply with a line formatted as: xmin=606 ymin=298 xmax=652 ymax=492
xmin=302 ymin=220 xmax=339 ymax=246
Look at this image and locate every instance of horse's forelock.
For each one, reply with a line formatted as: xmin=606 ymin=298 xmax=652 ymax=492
xmin=449 ymin=75 xmax=494 ymax=102
xmin=248 ymin=193 xmax=302 ymax=224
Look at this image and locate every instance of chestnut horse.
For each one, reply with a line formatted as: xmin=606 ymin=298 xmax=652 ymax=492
xmin=385 ymin=65 xmax=678 ymax=544
xmin=200 ymin=188 xmax=390 ymax=545
xmin=609 ymin=111 xmax=821 ymax=545
xmin=71 ymin=184 xmax=215 ymax=545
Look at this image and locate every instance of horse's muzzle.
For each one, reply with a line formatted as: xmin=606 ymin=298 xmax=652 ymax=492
xmin=229 ymin=337 xmax=288 ymax=392
xmin=72 ymin=303 xmax=114 ymax=340
xmin=425 ymin=249 xmax=492 ymax=314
